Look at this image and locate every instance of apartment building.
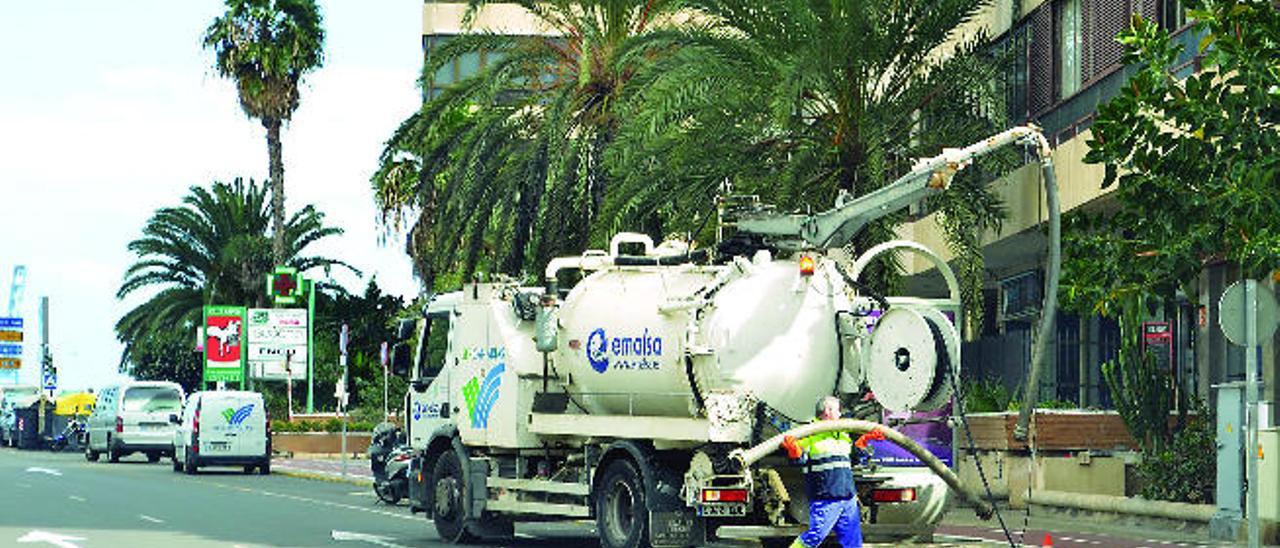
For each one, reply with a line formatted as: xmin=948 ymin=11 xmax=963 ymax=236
xmin=893 ymin=0 xmax=1250 ymax=412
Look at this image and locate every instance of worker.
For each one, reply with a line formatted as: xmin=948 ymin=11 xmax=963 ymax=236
xmin=779 ymin=396 xmax=885 ymax=548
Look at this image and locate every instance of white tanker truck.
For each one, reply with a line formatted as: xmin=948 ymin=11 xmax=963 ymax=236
xmin=389 ymin=126 xmax=1061 ymax=547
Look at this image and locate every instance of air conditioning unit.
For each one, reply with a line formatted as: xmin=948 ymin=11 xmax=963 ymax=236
xmin=999 ymin=270 xmax=1042 ymax=323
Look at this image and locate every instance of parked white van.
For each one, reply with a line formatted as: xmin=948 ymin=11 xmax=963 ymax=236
xmin=85 ymin=381 xmax=184 ymax=463
xmin=171 ymin=390 xmax=270 ymax=475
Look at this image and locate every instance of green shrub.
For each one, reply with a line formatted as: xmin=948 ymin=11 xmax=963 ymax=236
xmin=1136 ymin=400 xmax=1215 ymax=504
xmin=962 ymin=377 xmax=1012 ymax=413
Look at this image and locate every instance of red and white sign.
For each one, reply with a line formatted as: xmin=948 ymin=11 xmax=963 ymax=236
xmin=206 ymin=314 xmax=243 ymax=366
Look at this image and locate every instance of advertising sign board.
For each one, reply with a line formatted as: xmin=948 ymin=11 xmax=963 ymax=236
xmin=247 ymin=308 xmax=308 ymax=380
xmin=204 ymin=305 xmax=246 ymax=383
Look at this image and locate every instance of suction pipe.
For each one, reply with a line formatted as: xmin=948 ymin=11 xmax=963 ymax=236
xmin=1013 ymin=130 xmax=1061 ymax=441
xmin=730 ymin=419 xmax=995 ymax=520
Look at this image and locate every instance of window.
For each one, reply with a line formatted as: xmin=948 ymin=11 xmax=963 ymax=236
xmin=417 ymin=314 xmax=450 ymax=379
xmin=1055 ymin=314 xmax=1081 ymax=403
xmin=1161 ymin=0 xmax=1186 ymax=30
xmin=1057 ymin=0 xmax=1083 ymax=98
xmin=123 ymin=387 xmax=182 ymax=413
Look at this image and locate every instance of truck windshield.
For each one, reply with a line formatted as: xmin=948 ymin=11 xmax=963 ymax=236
xmin=123 ymin=387 xmax=182 ymax=412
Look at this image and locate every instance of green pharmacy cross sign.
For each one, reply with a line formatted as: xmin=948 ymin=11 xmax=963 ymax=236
xmin=267 ymin=267 xmax=303 ymax=305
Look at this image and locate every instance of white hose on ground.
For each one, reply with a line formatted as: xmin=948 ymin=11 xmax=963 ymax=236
xmin=729 ymin=419 xmax=995 ymax=521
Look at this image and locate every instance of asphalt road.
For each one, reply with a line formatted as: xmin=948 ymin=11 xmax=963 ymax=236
xmin=0 ymin=447 xmax=594 ymax=548
xmin=5 ymin=446 xmax=1219 ymax=548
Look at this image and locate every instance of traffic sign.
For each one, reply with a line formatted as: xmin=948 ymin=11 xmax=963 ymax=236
xmin=0 ymin=330 xmax=21 ymax=342
xmin=0 ymin=343 xmax=21 ymax=357
xmin=0 ymin=317 xmax=22 ymax=329
xmin=339 ymin=324 xmax=349 ymax=356
xmin=0 ymin=358 xmax=19 ymax=369
xmin=42 ymin=368 xmax=56 ymax=392
xmin=1220 ymin=280 xmax=1279 ymax=346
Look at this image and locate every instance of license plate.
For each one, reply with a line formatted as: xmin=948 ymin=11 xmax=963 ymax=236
xmin=697 ymin=503 xmax=746 ymax=517
xmin=207 ymin=441 xmax=231 ymax=452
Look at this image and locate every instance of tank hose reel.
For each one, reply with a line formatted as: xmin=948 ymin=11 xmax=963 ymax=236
xmin=728 ymin=419 xmax=995 ymax=521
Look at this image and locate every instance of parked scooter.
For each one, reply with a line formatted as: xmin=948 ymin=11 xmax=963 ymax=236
xmin=49 ymin=417 xmax=86 ymax=452
xmin=368 ymin=423 xmax=411 ymax=505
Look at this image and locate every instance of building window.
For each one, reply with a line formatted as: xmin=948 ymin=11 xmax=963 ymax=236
xmin=1056 ymin=0 xmax=1083 ymax=98
xmin=1056 ymin=313 xmax=1081 ymax=404
xmin=1161 ymin=0 xmax=1186 ymax=30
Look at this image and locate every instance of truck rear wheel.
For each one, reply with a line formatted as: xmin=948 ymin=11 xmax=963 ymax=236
xmin=431 ymin=451 xmax=476 ymax=543
xmin=596 ymin=459 xmax=649 ymax=548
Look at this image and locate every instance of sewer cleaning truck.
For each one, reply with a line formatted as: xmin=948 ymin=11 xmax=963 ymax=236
xmin=388 ymin=125 xmax=1062 ymax=547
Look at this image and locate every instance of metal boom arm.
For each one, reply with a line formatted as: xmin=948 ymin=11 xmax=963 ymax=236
xmin=734 ymin=125 xmax=1054 ymax=250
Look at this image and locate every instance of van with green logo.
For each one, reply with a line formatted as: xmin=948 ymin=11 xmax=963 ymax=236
xmin=170 ymin=390 xmax=270 ymax=475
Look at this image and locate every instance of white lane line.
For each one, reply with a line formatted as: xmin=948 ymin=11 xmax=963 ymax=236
xmin=138 ymin=515 xmax=164 ymax=524
xmin=25 ymin=467 xmax=62 ymax=476
xmin=331 ymin=530 xmax=409 ymax=548
xmin=67 ymin=495 xmax=86 ymax=502
xmin=514 ymin=533 xmax=536 ymax=539
xmin=197 ymin=480 xmax=417 ymax=522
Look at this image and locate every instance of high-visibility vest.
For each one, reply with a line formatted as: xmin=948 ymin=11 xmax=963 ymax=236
xmin=795 ymin=430 xmax=855 ymax=500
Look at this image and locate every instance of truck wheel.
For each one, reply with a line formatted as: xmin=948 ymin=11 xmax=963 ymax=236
xmin=183 ymin=449 xmax=198 ymax=475
xmin=595 ymin=459 xmax=649 ymax=548
xmin=431 ymin=451 xmax=476 ymax=543
xmin=107 ymin=437 xmax=121 ymax=463
xmin=147 ymin=452 xmax=161 ymax=463
xmin=84 ymin=435 xmax=99 ymax=462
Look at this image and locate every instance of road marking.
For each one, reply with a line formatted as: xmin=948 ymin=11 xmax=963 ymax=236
xmin=17 ymin=530 xmax=84 ymax=548
xmin=193 ymin=479 xmax=418 ymax=522
xmin=67 ymin=496 xmax=85 ymax=502
xmin=25 ymin=467 xmax=62 ymax=476
xmin=331 ymin=530 xmax=409 ymax=548
xmin=138 ymin=515 xmax=164 ymax=524
xmin=514 ymin=533 xmax=535 ymax=539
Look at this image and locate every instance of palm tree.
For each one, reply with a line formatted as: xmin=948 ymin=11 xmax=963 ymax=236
xmin=115 ymin=179 xmax=349 ymax=364
xmin=204 ymin=0 xmax=325 ymax=267
xmin=609 ymin=0 xmax=1011 ymax=334
xmin=372 ymin=0 xmax=683 ymax=290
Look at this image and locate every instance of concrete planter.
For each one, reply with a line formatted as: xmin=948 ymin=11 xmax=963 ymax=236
xmin=272 ymin=432 xmax=371 ymax=456
xmin=964 ymin=410 xmax=1138 ymax=451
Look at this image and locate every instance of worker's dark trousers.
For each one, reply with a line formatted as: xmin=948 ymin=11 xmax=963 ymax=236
xmin=792 ymin=497 xmax=861 ymax=547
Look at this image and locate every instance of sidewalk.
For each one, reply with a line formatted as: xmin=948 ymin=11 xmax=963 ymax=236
xmin=271 ymin=454 xmax=374 ymax=486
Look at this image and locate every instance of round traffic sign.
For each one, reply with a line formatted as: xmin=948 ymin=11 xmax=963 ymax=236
xmin=1219 ymin=280 xmax=1279 ymax=346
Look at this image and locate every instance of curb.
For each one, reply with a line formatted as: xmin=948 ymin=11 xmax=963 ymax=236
xmin=274 ymin=467 xmax=374 ymax=487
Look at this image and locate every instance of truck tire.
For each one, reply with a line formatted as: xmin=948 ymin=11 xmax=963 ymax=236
xmin=430 ymin=451 xmax=476 ymax=544
xmin=84 ymin=435 xmax=99 ymax=462
xmin=107 ymin=437 xmax=121 ymax=463
xmin=595 ymin=459 xmax=649 ymax=548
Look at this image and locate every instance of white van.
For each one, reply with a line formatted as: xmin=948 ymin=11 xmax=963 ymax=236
xmin=171 ymin=390 xmax=270 ymax=475
xmin=85 ymin=381 xmax=184 ymax=463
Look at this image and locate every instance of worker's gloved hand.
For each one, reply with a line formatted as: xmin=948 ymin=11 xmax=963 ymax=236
xmin=855 ymin=428 xmax=886 ymax=450
xmin=780 ymin=435 xmax=802 ymax=459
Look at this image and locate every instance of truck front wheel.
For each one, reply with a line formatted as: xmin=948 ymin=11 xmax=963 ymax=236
xmin=431 ymin=451 xmax=476 ymax=543
xmin=596 ymin=460 xmax=649 ymax=548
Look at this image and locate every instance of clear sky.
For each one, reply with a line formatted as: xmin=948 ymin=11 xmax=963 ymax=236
xmin=0 ymin=1 xmax=424 ymax=391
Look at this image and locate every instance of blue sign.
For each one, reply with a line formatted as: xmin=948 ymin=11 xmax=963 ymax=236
xmin=43 ymin=370 xmax=56 ymax=391
xmin=0 ymin=317 xmax=21 ymax=329
xmin=0 ymin=344 xmax=21 ymax=357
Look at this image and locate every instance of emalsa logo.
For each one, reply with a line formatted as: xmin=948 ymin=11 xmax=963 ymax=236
xmin=585 ymin=328 xmax=664 ymax=373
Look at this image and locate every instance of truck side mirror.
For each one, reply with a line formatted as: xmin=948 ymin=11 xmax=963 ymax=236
xmin=395 ymin=319 xmax=416 ymax=342
xmin=391 ymin=343 xmax=412 ymax=377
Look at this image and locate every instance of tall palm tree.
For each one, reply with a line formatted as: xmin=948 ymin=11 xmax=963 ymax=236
xmin=116 ymin=179 xmax=349 ymax=364
xmin=609 ymin=0 xmax=1011 ymax=334
xmin=204 ymin=0 xmax=325 ymax=267
xmin=372 ymin=0 xmax=683 ymax=290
